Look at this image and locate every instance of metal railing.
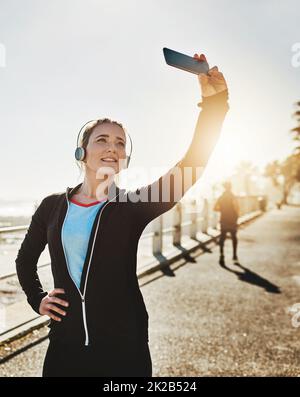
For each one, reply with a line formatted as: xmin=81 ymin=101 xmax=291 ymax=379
xmin=0 ymin=196 xmax=264 ymax=255
xmin=0 ymin=195 xmax=265 ymax=347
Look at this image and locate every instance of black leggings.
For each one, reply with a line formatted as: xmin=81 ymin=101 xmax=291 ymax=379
xmin=42 ymin=338 xmax=152 ymax=377
xmin=219 ymin=229 xmax=238 ymax=256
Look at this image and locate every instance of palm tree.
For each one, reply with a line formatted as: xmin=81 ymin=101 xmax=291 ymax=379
xmin=291 ymin=100 xmax=300 ymax=154
xmin=235 ymin=161 xmax=259 ymax=195
xmin=264 ymin=101 xmax=300 ymax=204
xmin=281 ymin=154 xmax=300 ymax=203
xmin=264 ymin=160 xmax=281 ymax=187
xmin=264 ymin=156 xmax=300 ymax=205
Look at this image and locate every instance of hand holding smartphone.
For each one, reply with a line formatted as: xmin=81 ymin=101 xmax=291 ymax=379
xmin=163 ymin=47 xmax=210 ymax=75
xmin=163 ymin=47 xmax=228 ymax=98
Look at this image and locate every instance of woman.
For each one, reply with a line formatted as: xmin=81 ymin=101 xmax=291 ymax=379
xmin=15 ymin=53 xmax=229 ymax=377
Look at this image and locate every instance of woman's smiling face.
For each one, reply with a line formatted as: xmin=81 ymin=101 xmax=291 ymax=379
xmin=84 ymin=122 xmax=127 ymax=174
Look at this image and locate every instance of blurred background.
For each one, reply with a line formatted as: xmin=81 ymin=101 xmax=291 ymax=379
xmin=0 ymin=0 xmax=300 ymax=377
xmin=0 ymin=0 xmax=299 ymax=222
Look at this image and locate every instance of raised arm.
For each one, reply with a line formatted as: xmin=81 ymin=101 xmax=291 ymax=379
xmin=127 ymin=53 xmax=230 ymax=227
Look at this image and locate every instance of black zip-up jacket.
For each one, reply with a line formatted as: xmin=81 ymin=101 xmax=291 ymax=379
xmin=16 ymin=90 xmax=229 ymax=348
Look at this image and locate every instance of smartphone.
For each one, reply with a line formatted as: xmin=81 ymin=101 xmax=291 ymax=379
xmin=163 ymin=47 xmax=209 ymax=75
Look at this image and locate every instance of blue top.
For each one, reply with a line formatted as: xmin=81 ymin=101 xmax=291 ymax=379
xmin=61 ymin=197 xmax=107 ymax=290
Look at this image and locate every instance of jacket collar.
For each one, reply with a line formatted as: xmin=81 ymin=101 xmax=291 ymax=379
xmin=66 ymin=180 xmax=121 ymax=202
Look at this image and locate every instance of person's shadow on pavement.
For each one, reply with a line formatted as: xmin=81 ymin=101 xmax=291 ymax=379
xmin=218 ymin=257 xmax=281 ymax=294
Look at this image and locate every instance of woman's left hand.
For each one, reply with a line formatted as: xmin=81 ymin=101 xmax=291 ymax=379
xmin=194 ymin=53 xmax=228 ymax=97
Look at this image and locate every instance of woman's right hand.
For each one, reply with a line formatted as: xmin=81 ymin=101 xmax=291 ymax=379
xmin=39 ymin=288 xmax=69 ymax=321
xmin=193 ymin=53 xmax=228 ymax=97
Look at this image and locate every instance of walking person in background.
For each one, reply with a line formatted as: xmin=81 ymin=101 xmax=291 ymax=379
xmin=15 ymin=51 xmax=229 ymax=377
xmin=214 ymin=181 xmax=240 ymax=264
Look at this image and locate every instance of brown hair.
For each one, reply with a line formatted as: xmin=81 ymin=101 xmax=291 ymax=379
xmin=75 ymin=118 xmax=127 ymax=175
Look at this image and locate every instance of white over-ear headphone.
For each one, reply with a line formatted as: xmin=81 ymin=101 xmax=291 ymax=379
xmin=74 ymin=119 xmax=133 ymax=168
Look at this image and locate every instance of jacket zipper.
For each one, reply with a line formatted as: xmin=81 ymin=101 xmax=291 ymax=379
xmin=61 ymin=187 xmax=120 ymax=346
xmin=81 ymin=298 xmax=89 ymax=345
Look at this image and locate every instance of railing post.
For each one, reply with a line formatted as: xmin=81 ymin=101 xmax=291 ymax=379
xmin=211 ymin=202 xmax=218 ymax=229
xmin=239 ymin=197 xmax=245 ymax=216
xmin=173 ymin=202 xmax=182 ymax=246
xmin=245 ymin=196 xmax=249 ymax=214
xmin=152 ymin=216 xmax=163 ymax=255
xmin=201 ymin=198 xmax=209 ymax=233
xmin=189 ymin=199 xmax=197 ymax=239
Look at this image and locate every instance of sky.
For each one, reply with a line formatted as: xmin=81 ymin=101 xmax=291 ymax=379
xmin=0 ymin=0 xmax=299 ymax=202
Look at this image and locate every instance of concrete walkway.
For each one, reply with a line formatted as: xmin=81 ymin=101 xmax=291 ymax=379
xmin=1 ymin=205 xmax=299 ymax=376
